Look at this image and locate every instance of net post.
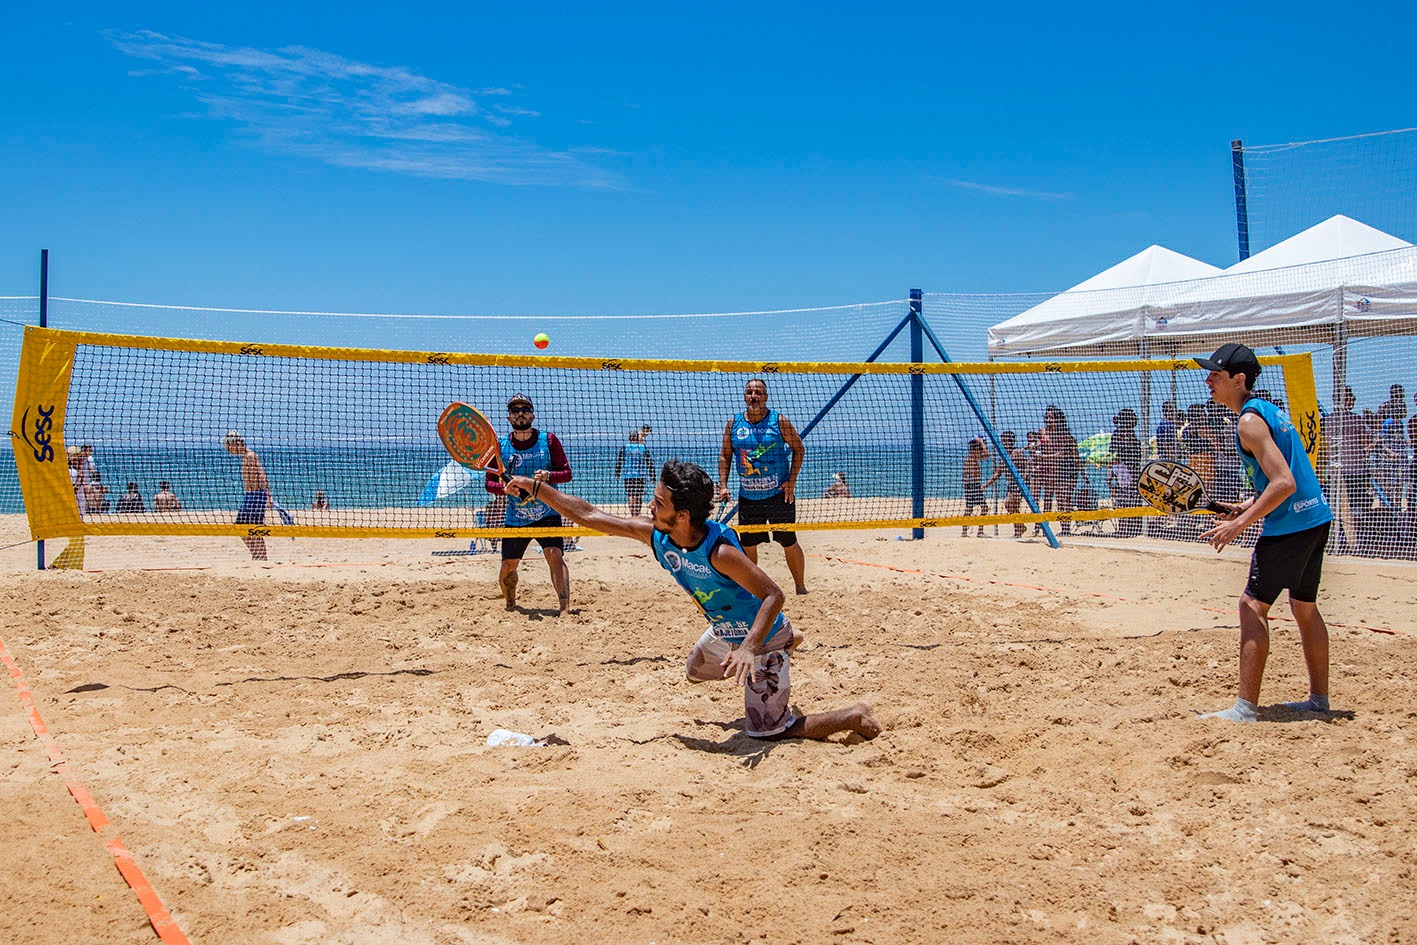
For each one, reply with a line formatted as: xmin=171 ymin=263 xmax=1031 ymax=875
xmin=909 ymin=290 xmax=925 ymax=539
xmin=37 ymin=249 xmax=48 ymax=572
xmin=1231 ymin=139 xmax=1251 ymax=262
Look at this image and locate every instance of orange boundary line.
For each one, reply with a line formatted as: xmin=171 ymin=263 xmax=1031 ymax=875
xmin=0 ymin=635 xmax=192 ymax=945
xmin=812 ymin=553 xmax=1400 ymax=636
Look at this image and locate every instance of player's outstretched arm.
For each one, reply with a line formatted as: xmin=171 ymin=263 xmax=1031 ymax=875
xmin=505 ymin=476 xmax=653 ymax=545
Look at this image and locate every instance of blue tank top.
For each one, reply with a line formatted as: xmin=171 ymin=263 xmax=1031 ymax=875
xmin=500 ymin=431 xmax=554 ymax=525
xmin=731 ymin=410 xmax=791 ymax=499
xmin=652 ymin=520 xmax=784 ymax=644
xmin=620 ymin=441 xmax=650 ymax=480
xmin=1237 ymin=397 xmax=1332 ymax=537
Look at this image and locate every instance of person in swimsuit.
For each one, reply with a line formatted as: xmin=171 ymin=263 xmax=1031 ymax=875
xmin=223 ymin=431 xmax=273 ymax=560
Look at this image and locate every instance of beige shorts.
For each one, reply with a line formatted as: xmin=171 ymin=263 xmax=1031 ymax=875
xmin=685 ymin=618 xmax=797 ymax=738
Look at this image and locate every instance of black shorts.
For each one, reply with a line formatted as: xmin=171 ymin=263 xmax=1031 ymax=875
xmin=1245 ymin=520 xmax=1331 ymax=606
xmin=964 ymin=484 xmax=986 ymax=510
xmin=623 ymin=478 xmax=646 ymax=498
xmin=737 ymin=493 xmax=798 ymax=547
xmin=501 ymin=513 xmax=566 ymax=561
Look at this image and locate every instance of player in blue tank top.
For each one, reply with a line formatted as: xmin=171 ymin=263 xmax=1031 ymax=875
xmin=717 ymin=378 xmax=810 ymax=594
xmin=1194 ymin=344 xmax=1335 ymax=723
xmin=484 ymin=393 xmax=574 ymax=615
xmin=505 ymin=459 xmax=882 ymax=742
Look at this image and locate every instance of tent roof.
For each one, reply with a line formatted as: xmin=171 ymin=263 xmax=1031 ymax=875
xmin=987 ymin=242 xmax=1417 ymax=357
xmin=1227 ymin=214 xmax=1412 ymax=273
xmin=1067 ymin=245 xmax=1222 ymax=291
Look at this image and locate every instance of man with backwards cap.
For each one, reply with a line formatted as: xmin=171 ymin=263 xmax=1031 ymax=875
xmin=1193 ymin=343 xmax=1334 ymax=723
xmin=485 ymin=393 xmax=574 ymax=615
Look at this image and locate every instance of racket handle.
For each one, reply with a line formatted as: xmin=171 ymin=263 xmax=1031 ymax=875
xmin=1206 ymin=501 xmax=1231 ymax=515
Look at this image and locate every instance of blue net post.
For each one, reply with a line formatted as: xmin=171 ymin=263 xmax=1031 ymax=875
xmin=1231 ymin=139 xmax=1251 ymax=262
xmin=910 ymin=289 xmax=925 ymax=539
xmin=37 ymin=249 xmax=47 ymax=571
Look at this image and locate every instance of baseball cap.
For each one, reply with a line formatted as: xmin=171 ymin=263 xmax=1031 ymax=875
xmin=507 ymin=393 xmax=534 ymax=410
xmin=1194 ymin=343 xmax=1260 ymax=374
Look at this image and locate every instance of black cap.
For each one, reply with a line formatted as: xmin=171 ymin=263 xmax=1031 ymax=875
xmin=1113 ymin=408 xmax=1138 ymax=426
xmin=507 ymin=393 xmax=533 ymax=410
xmin=1194 ymin=343 xmax=1260 ymax=374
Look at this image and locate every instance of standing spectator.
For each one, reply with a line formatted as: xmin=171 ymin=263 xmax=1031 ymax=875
xmin=1181 ymin=403 xmax=1217 ymax=488
xmin=1209 ymin=402 xmax=1244 ymax=504
xmin=1333 ymin=387 xmax=1374 ymax=514
xmin=153 ymin=480 xmax=182 ymax=511
xmin=985 ymin=431 xmax=1027 ymax=539
xmin=1407 ymin=389 xmax=1417 ymax=510
xmin=222 ymin=431 xmax=276 ymax=561
xmin=1155 ymin=401 xmax=1183 ymax=463
xmin=485 ymin=393 xmax=573 ymax=616
xmin=50 ymin=447 xmax=88 ymax=569
xmin=1372 ymin=419 xmax=1409 ymax=508
xmin=614 ymin=430 xmax=654 ymax=516
xmin=1109 ymin=409 xmax=1143 ymax=537
xmin=961 ymin=437 xmax=990 ymax=537
xmin=1038 ymin=405 xmax=1080 ymax=536
xmin=1376 ymin=384 xmax=1407 ymax=425
xmin=717 ymin=378 xmax=808 ymax=594
xmin=1025 ymin=430 xmax=1045 ymax=537
xmin=115 ymin=482 xmax=145 ymax=513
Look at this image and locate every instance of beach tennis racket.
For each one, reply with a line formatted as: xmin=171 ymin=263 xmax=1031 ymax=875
xmin=437 ymin=403 xmax=527 ymax=496
xmin=1137 ymin=460 xmax=1231 ymax=515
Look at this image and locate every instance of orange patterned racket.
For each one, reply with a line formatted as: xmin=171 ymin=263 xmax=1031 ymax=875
xmin=437 ymin=402 xmax=526 ymax=495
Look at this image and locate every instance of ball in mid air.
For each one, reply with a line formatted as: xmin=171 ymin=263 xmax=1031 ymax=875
xmin=533 ymin=332 xmax=550 ymax=350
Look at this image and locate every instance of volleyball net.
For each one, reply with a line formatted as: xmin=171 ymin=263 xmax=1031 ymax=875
xmin=11 ymin=325 xmax=1325 ymax=560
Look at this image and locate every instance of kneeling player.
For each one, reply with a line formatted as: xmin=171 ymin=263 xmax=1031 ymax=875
xmin=506 ymin=460 xmax=881 ymax=741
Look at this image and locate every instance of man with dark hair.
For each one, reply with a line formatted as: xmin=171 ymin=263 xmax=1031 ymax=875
xmin=1194 ymin=343 xmax=1334 ymax=723
xmin=718 ymin=378 xmax=808 ymax=594
xmin=485 ymin=393 xmax=574 ymax=615
xmin=507 ymin=459 xmax=882 ymax=742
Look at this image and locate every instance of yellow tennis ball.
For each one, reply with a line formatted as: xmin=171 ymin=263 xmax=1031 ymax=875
xmin=533 ymin=332 xmax=550 ymax=349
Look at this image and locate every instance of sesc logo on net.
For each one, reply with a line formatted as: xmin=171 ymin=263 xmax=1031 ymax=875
xmin=21 ymin=404 xmax=57 ymax=462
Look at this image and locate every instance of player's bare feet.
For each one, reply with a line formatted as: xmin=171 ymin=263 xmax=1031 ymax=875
xmin=850 ymin=701 xmax=884 ymax=739
xmin=795 ymin=585 xmax=809 ymax=595
xmin=789 ymin=628 xmax=805 ymax=652
xmin=500 ymin=571 xmax=519 ymax=610
xmin=558 ymin=594 xmax=570 ymax=617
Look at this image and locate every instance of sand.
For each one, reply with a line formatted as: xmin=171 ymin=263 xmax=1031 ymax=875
xmin=1 ymin=518 xmax=1414 ymax=945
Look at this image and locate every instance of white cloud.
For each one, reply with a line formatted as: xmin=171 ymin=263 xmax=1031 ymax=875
xmin=107 ymin=30 xmax=621 ymax=188
xmin=943 ymin=178 xmax=1073 ymax=201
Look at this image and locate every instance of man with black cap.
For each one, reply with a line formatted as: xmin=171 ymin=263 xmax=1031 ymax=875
xmin=485 ymin=393 xmax=574 ymax=615
xmin=1193 ymin=343 xmax=1334 ymax=723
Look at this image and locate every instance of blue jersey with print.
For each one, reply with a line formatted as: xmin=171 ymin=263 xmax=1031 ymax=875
xmin=621 ymin=441 xmax=650 ymax=480
xmin=1237 ymin=397 xmax=1332 ymax=536
xmin=500 ymin=431 xmax=554 ymax=525
xmin=731 ymin=410 xmax=791 ymax=499
xmin=652 ymin=520 xmax=784 ymax=644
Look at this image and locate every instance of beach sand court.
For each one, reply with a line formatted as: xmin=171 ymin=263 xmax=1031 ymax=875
xmin=1 ymin=521 xmax=1414 ymax=944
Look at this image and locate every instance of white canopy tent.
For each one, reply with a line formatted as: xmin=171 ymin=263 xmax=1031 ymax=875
xmin=985 ymin=215 xmax=1417 ymax=553
xmin=987 ymin=216 xmax=1417 ymax=359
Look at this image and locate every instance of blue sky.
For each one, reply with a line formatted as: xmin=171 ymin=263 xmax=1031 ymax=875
xmin=4 ymin=2 xmax=1415 ymax=316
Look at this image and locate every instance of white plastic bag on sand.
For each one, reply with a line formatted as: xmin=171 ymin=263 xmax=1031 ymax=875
xmin=487 ymin=728 xmax=541 ymax=747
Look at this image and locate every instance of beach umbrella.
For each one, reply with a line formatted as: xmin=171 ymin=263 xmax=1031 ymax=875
xmin=418 ymin=460 xmax=475 ymax=506
xmin=1078 ymin=431 xmax=1115 ymax=467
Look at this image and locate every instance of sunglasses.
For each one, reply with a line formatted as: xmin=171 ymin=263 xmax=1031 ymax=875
xmin=508 ymin=407 xmax=533 ymax=416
